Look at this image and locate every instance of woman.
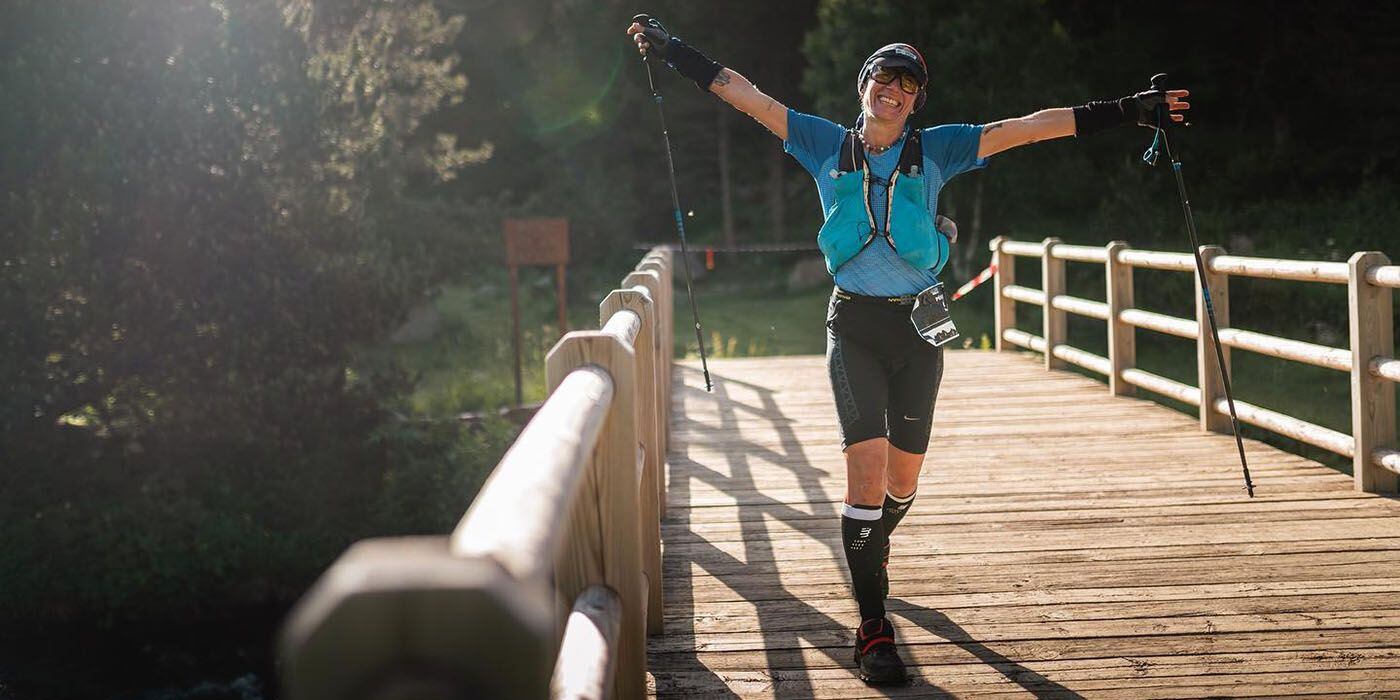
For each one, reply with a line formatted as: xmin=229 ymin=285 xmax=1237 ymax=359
xmin=628 ymin=16 xmax=1188 ymax=685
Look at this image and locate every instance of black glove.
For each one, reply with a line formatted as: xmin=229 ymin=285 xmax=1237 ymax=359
xmin=631 ymin=14 xmax=724 ymax=92
xmin=1120 ymin=89 xmax=1169 ymax=128
xmin=1073 ymin=87 xmax=1170 ymax=136
xmin=631 ymin=15 xmax=671 ymax=57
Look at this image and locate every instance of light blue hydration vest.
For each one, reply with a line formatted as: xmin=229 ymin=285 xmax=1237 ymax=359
xmin=816 ymin=129 xmax=948 ymax=276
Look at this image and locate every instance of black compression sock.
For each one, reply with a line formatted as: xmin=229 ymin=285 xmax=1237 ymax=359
xmin=882 ymin=490 xmax=916 ymax=536
xmin=841 ymin=503 xmax=886 ymax=622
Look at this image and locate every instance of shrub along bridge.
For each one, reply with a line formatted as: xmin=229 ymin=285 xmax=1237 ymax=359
xmin=278 ymin=242 xmax=1400 ymax=698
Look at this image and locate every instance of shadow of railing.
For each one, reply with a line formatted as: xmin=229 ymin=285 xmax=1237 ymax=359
xmin=654 ymin=364 xmax=947 ymax=697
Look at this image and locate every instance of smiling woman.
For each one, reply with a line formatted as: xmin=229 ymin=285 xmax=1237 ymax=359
xmin=627 ymin=13 xmax=1191 ymax=687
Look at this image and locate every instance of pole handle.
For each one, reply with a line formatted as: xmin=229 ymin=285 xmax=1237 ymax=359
xmin=1150 ymin=72 xmax=1170 ymax=127
xmin=1141 ymin=72 xmax=1169 ymax=166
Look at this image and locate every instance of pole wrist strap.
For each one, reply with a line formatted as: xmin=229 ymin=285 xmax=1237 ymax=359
xmin=662 ymin=37 xmax=724 ymax=92
xmin=1072 ymin=98 xmax=1133 ymax=137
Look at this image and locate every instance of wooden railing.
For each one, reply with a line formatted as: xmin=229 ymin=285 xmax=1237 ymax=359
xmin=277 ymin=249 xmax=675 ymax=700
xmin=990 ymin=237 xmax=1399 ymax=494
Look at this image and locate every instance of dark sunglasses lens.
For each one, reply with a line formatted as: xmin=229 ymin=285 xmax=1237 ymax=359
xmin=871 ymin=66 xmax=920 ymax=95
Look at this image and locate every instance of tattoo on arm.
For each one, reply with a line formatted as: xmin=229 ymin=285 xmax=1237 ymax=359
xmin=711 ymin=71 xmax=731 ymax=88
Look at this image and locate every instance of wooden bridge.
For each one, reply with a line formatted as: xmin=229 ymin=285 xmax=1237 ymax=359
xmin=277 ymin=244 xmax=1400 ymax=699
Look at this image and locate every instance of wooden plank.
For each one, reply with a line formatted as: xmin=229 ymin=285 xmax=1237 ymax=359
xmin=648 ymin=353 xmax=1400 ymax=697
xmin=669 ymin=593 xmax=1400 ymax=637
xmin=653 ymin=645 xmax=1400 ymax=678
xmin=652 ymin=629 xmax=1400 ymax=670
xmin=664 ymin=538 xmax=1400 ymax=583
xmin=650 ymin=653 xmax=1400 ymax=699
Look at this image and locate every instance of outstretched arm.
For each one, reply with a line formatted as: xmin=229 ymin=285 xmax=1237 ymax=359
xmin=978 ymin=89 xmax=1190 ymax=159
xmin=628 ymin=19 xmax=788 ymax=140
xmin=978 ymin=108 xmax=1075 ymax=159
xmin=708 ymin=69 xmax=789 ymax=141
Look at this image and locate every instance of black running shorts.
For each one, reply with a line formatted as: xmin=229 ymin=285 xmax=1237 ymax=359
xmin=825 ymin=288 xmax=945 ymax=454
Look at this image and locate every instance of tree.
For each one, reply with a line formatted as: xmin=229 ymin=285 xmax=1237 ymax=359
xmin=0 ymin=0 xmax=485 ymax=629
xmin=0 ymin=0 xmax=480 ymax=450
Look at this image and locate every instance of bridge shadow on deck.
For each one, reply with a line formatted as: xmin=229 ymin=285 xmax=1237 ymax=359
xmin=652 ymin=363 xmax=1080 ymax=698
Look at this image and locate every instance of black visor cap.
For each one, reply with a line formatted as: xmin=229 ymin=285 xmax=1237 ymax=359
xmin=871 ymin=55 xmax=927 ymax=87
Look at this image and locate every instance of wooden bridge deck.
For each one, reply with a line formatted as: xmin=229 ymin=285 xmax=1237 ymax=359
xmin=649 ymin=351 xmax=1400 ymax=698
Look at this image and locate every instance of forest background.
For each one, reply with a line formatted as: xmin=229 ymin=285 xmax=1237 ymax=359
xmin=2 ymin=0 xmax=1397 ymax=697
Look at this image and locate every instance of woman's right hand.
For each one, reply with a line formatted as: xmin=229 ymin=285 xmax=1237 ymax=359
xmin=627 ymin=15 xmax=670 ymax=58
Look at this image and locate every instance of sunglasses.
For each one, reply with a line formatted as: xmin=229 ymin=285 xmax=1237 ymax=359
xmin=870 ymin=66 xmax=922 ymax=95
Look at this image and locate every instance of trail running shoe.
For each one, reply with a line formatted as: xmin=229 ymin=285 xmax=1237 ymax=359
xmin=880 ymin=540 xmax=890 ymax=599
xmin=853 ymin=617 xmax=907 ymax=685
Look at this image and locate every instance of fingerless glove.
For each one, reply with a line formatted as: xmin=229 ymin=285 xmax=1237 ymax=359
xmin=660 ymin=36 xmax=724 ymax=92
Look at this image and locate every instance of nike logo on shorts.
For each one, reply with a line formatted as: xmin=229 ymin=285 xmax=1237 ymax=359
xmin=903 ymin=415 xmax=920 ymax=421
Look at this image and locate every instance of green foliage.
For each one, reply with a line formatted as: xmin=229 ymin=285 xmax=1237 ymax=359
xmin=0 ymin=411 xmax=514 ymax=626
xmin=0 ymin=0 xmax=501 ymax=640
xmin=0 ymin=0 xmax=481 ymax=445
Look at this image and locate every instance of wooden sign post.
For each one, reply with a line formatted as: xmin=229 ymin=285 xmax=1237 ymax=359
xmin=504 ymin=218 xmax=570 ymax=406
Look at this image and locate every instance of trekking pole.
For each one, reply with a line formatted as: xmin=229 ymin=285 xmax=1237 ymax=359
xmin=634 ymin=13 xmax=712 ymax=392
xmin=1142 ymin=72 xmax=1255 ymax=498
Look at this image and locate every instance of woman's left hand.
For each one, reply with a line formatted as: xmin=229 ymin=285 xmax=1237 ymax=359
xmin=1129 ymin=88 xmax=1190 ymax=127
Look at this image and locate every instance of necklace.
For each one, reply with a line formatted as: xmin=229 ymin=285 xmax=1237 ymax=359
xmin=857 ymin=128 xmax=895 ymax=155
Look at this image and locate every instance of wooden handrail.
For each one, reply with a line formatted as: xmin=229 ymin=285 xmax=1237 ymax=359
xmin=1052 ymin=344 xmax=1111 ymax=376
xmin=1120 ymin=368 xmax=1201 ymax=406
xmin=452 ymin=366 xmax=615 ymax=581
xmin=1366 ymin=265 xmax=1400 ymax=289
xmin=1050 ymin=294 xmax=1109 ymax=321
xmin=278 ymin=248 xmax=677 ymax=699
xmin=1210 ymin=255 xmax=1349 ymax=284
xmin=1002 ymin=328 xmax=1046 ymax=352
xmin=1370 ymin=357 xmax=1400 ymax=383
xmin=551 ymin=585 xmax=623 ymax=700
xmin=990 ymin=238 xmax=1398 ymax=495
xmin=1211 ymin=396 xmax=1355 ymax=457
xmin=1052 ymin=243 xmax=1108 ymax=263
xmin=1000 ymin=239 xmax=1045 ymax=257
xmin=1002 ymin=284 xmax=1045 ymax=306
xmin=1374 ymin=449 xmax=1400 ymax=475
xmin=1118 ymin=249 xmax=1195 ymax=272
xmin=1119 ymin=308 xmax=1197 ymax=340
xmin=1215 ymin=327 xmax=1351 ymax=372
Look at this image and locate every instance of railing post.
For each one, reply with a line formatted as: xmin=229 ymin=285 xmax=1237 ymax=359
xmin=990 ymin=236 xmax=1015 ymax=351
xmin=1349 ymin=251 xmax=1397 ymax=493
xmin=623 ymin=270 xmax=666 ymax=517
xmin=602 ymin=283 xmax=664 ymax=636
xmin=1042 ymin=237 xmax=1065 ymax=370
xmin=278 ymin=537 xmax=554 ymax=700
xmin=1105 ymin=241 xmax=1135 ymax=396
xmin=1196 ymin=245 xmax=1231 ymax=433
xmin=638 ymin=251 xmax=673 ymax=452
xmin=545 ymin=331 xmax=646 ymax=699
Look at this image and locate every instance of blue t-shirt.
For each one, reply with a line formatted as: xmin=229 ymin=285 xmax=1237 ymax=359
xmin=784 ymin=109 xmax=987 ymax=296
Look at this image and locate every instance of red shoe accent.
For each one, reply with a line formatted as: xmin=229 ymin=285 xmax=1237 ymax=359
xmin=860 ymin=634 xmax=894 ymax=654
xmin=857 ymin=619 xmax=895 ymax=654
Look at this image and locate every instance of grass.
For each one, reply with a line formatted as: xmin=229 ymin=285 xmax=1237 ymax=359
xmin=369 ymin=269 xmax=607 ymax=417
xmin=380 ymin=254 xmax=1368 ymax=476
xmin=1013 ymin=292 xmax=1371 ymax=474
xmin=673 ymin=256 xmax=1001 ymax=360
